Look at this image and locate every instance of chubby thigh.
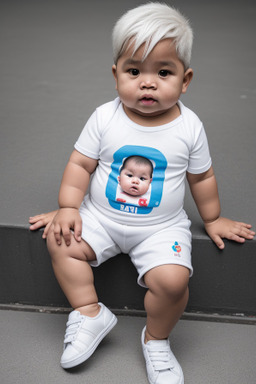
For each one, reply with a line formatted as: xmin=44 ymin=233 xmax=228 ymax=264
xmin=79 ymin=203 xmax=192 ymax=285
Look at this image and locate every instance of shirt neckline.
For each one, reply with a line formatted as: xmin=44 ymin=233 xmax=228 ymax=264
xmin=119 ymin=100 xmax=183 ymax=132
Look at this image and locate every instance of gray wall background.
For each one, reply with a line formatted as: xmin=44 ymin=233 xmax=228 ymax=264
xmin=1 ymin=0 xmax=255 ymax=232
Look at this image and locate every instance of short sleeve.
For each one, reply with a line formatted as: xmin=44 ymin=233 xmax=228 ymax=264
xmin=74 ymin=110 xmax=101 ymax=160
xmin=187 ymin=124 xmax=212 ymax=174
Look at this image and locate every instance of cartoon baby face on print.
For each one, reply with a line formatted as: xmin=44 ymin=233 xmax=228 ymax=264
xmin=106 ymin=146 xmax=167 ymax=214
xmin=117 ymin=155 xmax=153 ymax=207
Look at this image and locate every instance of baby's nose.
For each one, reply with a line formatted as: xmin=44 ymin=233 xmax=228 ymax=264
xmin=140 ymin=78 xmax=157 ymax=89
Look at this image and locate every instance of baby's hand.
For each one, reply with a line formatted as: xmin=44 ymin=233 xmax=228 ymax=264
xmin=29 ymin=210 xmax=58 ymax=239
xmin=50 ymin=208 xmax=82 ymax=246
xmin=204 ymin=217 xmax=255 ymax=249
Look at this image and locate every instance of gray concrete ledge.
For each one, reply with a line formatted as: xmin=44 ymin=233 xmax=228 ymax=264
xmin=1 ymin=303 xmax=256 ymax=326
xmin=1 ymin=225 xmax=256 ymax=316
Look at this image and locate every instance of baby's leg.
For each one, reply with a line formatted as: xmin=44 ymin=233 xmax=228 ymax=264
xmin=47 ymin=228 xmax=99 ymax=317
xmin=141 ymin=265 xmax=189 ymax=383
xmin=47 ymin=226 xmax=117 ymax=369
xmin=144 ymin=264 xmax=189 ymax=341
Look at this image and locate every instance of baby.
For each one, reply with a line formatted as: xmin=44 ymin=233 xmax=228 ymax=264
xmin=29 ymin=3 xmax=254 ymax=384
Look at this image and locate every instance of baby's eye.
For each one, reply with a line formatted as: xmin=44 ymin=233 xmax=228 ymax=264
xmin=159 ymin=70 xmax=170 ymax=78
xmin=127 ymin=173 xmax=133 ymax=178
xmin=140 ymin=177 xmax=146 ymax=181
xmin=129 ymin=68 xmax=140 ymax=76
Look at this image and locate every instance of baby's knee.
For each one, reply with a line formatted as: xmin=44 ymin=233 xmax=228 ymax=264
xmin=46 ymin=227 xmax=96 ymax=263
xmin=145 ymin=265 xmax=189 ymax=298
xmin=46 ymin=227 xmax=71 ymax=261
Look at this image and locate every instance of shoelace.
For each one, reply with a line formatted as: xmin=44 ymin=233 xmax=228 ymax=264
xmin=148 ymin=345 xmax=174 ymax=371
xmin=64 ymin=317 xmax=83 ymax=344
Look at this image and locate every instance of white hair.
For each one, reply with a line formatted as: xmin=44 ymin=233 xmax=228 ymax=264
xmin=112 ymin=2 xmax=193 ymax=69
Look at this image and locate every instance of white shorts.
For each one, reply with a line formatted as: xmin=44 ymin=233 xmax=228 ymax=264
xmin=79 ymin=202 xmax=193 ymax=288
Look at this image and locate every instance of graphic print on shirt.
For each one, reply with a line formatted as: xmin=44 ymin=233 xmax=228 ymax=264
xmin=105 ymin=145 xmax=167 ymax=214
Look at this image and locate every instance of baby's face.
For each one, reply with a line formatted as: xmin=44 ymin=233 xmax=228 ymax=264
xmin=112 ymin=38 xmax=193 ymax=126
xmin=119 ymin=161 xmax=152 ymax=196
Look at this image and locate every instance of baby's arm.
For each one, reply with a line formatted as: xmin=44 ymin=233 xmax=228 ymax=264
xmin=187 ymin=166 xmax=255 ymax=249
xmin=52 ymin=149 xmax=98 ymax=246
xmin=29 ymin=211 xmax=58 ymax=238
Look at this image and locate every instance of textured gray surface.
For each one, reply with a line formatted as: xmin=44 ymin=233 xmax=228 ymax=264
xmin=0 ymin=0 xmax=255 ymax=233
xmin=0 ymin=309 xmax=255 ymax=384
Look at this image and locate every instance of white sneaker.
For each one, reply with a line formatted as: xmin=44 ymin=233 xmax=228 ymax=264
xmin=141 ymin=327 xmax=184 ymax=384
xmin=60 ymin=303 xmax=117 ymax=369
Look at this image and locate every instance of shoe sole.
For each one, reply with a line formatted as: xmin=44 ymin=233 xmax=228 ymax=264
xmin=61 ymin=314 xmax=117 ymax=369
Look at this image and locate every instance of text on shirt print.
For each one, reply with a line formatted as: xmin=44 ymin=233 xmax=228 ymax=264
xmin=105 ymin=145 xmax=167 ymax=214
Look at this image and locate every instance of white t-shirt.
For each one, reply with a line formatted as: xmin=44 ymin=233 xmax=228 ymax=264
xmin=75 ymin=97 xmax=212 ymax=225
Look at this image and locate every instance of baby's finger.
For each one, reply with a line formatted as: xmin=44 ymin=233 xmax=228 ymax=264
xmin=29 ymin=214 xmax=45 ymax=223
xmin=42 ymin=222 xmax=51 ymax=239
xmin=242 ymin=230 xmax=255 ymax=239
xmin=211 ymin=234 xmax=225 ymax=250
xmin=62 ymin=225 xmax=72 ymax=246
xmin=74 ymin=221 xmax=82 ymax=242
xmin=29 ymin=217 xmax=38 ymax=224
xmin=53 ymin=224 xmax=62 ymax=245
xmin=234 ymin=225 xmax=255 ymax=239
xmin=237 ymin=222 xmax=252 ymax=229
xmin=29 ymin=219 xmax=44 ymax=231
xmin=228 ymin=233 xmax=246 ymax=243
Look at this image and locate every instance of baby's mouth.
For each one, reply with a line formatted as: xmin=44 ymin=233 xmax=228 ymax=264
xmin=130 ymin=186 xmax=139 ymax=194
xmin=140 ymin=96 xmax=157 ymax=105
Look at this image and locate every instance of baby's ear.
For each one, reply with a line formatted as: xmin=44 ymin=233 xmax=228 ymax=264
xmin=112 ymin=64 xmax=118 ymax=89
xmin=112 ymin=64 xmax=117 ymax=76
xmin=182 ymin=68 xmax=193 ymax=94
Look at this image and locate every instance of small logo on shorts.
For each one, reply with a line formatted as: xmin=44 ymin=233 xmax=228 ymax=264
xmin=172 ymin=241 xmax=181 ymax=255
